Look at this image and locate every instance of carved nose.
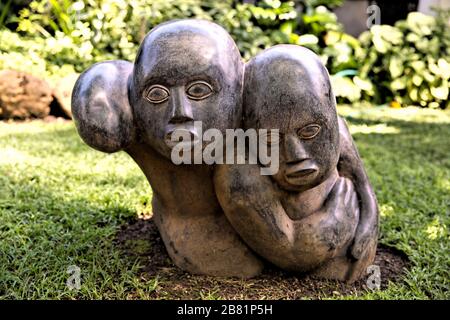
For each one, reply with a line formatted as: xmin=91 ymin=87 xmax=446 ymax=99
xmin=169 ymin=88 xmax=193 ymax=124
xmin=284 ymin=135 xmax=309 ymax=164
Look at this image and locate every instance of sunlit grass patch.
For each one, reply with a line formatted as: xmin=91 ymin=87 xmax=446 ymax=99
xmin=0 ymin=105 xmax=449 ymax=299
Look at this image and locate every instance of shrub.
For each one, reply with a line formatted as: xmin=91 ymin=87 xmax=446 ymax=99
xmin=0 ymin=28 xmax=79 ymax=82
xmin=334 ymin=10 xmax=450 ymax=109
xmin=6 ymin=1 xmax=447 ymax=109
xmin=10 ymin=0 xmax=348 ymax=69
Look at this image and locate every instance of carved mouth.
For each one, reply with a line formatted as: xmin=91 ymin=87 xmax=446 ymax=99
xmin=164 ymin=123 xmax=200 ymax=149
xmin=286 ymin=168 xmax=317 ymax=178
xmin=284 ymin=160 xmax=319 ymax=183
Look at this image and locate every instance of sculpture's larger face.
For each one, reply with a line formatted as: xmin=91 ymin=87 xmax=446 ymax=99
xmin=244 ymin=45 xmax=339 ymax=192
xmin=130 ymin=20 xmax=244 ymax=159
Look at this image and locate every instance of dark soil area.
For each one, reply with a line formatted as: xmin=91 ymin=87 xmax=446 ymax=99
xmin=116 ymin=218 xmax=410 ymax=299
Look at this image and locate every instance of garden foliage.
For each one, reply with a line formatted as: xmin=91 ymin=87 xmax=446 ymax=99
xmin=334 ymin=10 xmax=450 ymax=109
xmin=0 ymin=0 xmax=448 ymax=108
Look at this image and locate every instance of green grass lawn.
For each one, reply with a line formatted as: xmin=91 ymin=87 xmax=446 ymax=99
xmin=0 ymin=106 xmax=449 ymax=299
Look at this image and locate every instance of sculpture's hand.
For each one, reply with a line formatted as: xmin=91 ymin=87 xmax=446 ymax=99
xmin=322 ymin=177 xmax=358 ymax=222
xmin=214 ymin=163 xmax=295 ymax=259
xmin=337 ymin=116 xmax=379 ymax=260
xmin=347 ymin=201 xmax=378 ymax=282
xmin=299 ymin=177 xmax=359 ymax=255
xmin=71 ymin=60 xmax=135 ymax=153
xmin=350 ymin=214 xmax=378 ymax=258
xmin=347 ymin=171 xmax=379 ymax=261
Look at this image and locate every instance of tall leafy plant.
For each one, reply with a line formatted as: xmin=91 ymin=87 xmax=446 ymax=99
xmin=334 ymin=10 xmax=450 ymax=109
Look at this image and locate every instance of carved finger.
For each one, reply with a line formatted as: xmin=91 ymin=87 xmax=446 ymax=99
xmin=324 ymin=177 xmax=347 ymax=211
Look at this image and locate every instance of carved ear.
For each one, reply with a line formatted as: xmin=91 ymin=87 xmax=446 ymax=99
xmin=71 ymin=60 xmax=135 ymax=153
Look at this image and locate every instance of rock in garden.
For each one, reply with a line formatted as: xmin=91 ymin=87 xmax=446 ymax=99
xmin=52 ymin=73 xmax=79 ymax=118
xmin=0 ymin=70 xmax=53 ymax=119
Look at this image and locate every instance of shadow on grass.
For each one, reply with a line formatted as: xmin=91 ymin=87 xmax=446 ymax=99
xmin=0 ymin=165 xmax=144 ymax=299
xmin=115 ymin=217 xmax=409 ymax=300
xmin=1 ymin=115 xmax=448 ymax=298
xmin=110 ymin=114 xmax=446 ymax=299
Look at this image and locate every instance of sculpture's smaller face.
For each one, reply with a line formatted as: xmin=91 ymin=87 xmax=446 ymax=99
xmin=130 ymin=20 xmax=243 ymax=159
xmin=244 ymin=45 xmax=339 ymax=192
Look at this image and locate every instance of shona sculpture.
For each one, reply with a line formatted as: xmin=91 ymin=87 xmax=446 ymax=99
xmin=72 ymin=19 xmax=379 ymax=282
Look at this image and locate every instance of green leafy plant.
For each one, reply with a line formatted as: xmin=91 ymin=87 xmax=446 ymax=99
xmin=0 ymin=0 xmax=12 ymax=28
xmin=335 ymin=10 xmax=450 ymax=109
xmin=10 ymin=0 xmax=348 ymax=66
xmin=0 ymin=29 xmax=78 ymax=81
xmin=5 ymin=1 xmax=447 ymax=109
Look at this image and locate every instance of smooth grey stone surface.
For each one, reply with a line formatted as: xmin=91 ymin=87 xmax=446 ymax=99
xmin=72 ymin=19 xmax=263 ymax=278
xmin=72 ymin=21 xmax=378 ymax=282
xmin=215 ymin=45 xmax=378 ymax=282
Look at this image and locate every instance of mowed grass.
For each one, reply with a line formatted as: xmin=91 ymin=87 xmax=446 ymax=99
xmin=0 ymin=106 xmax=449 ymax=299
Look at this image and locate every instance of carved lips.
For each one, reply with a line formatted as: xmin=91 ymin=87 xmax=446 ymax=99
xmin=284 ymin=159 xmax=319 ymax=184
xmin=164 ymin=122 xmax=200 ymax=149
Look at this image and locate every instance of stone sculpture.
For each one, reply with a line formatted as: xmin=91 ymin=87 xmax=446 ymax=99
xmin=72 ymin=20 xmax=263 ymax=278
xmin=72 ymin=19 xmax=378 ymax=282
xmin=215 ymin=45 xmax=378 ymax=281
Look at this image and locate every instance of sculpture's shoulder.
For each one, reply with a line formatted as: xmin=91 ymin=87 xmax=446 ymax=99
xmin=214 ymin=163 xmax=278 ymax=208
xmin=215 ymin=164 xmax=255 ymax=198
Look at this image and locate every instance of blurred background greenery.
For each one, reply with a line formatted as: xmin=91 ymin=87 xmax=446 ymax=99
xmin=0 ymin=0 xmax=449 ymax=109
xmin=0 ymin=1 xmax=449 ymax=299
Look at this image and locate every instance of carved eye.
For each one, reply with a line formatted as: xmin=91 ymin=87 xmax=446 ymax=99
xmin=144 ymin=85 xmax=169 ymax=103
xmin=186 ymin=81 xmax=213 ymax=100
xmin=298 ymin=124 xmax=321 ymax=140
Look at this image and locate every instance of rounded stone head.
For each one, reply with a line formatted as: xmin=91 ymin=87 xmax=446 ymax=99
xmin=129 ymin=19 xmax=244 ymax=159
xmin=244 ymin=45 xmax=339 ymax=192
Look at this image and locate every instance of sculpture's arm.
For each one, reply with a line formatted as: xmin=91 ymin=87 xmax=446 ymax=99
xmin=214 ymin=163 xmax=357 ymax=271
xmin=337 ymin=116 xmax=379 ymax=260
xmin=214 ymin=163 xmax=295 ymax=267
xmin=71 ymin=60 xmax=135 ymax=153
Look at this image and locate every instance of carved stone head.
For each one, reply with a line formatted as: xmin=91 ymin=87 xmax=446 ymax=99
xmin=129 ymin=19 xmax=244 ymax=159
xmin=72 ymin=20 xmax=244 ymax=160
xmin=244 ymin=45 xmax=339 ymax=192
